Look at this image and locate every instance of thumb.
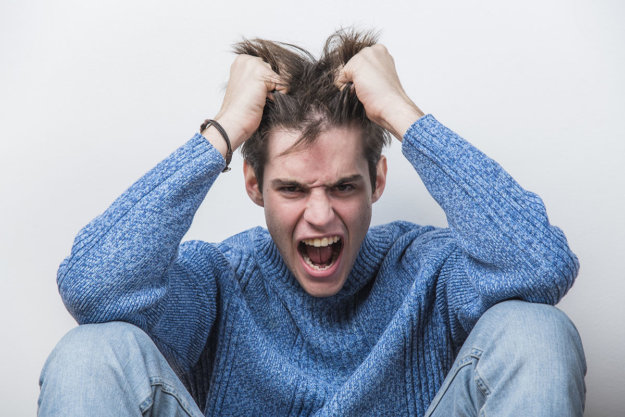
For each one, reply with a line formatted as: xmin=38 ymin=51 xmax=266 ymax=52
xmin=334 ymin=64 xmax=353 ymax=91
xmin=264 ymin=73 xmax=288 ymax=97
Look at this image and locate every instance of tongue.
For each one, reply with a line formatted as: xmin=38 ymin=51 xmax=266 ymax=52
xmin=306 ymin=245 xmax=333 ymax=265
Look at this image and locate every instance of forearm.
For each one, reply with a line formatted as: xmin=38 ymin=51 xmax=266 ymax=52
xmin=380 ymin=99 xmax=425 ymax=141
xmin=402 ymin=115 xmax=578 ymax=302
xmin=57 ymin=134 xmax=226 ymax=325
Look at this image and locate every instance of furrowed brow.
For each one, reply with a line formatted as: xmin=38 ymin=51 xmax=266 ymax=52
xmin=331 ymin=174 xmax=364 ymax=187
xmin=270 ymin=175 xmax=364 ymax=189
xmin=270 ymin=179 xmax=305 ymax=188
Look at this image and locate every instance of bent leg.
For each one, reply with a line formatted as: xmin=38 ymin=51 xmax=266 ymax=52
xmin=38 ymin=321 xmax=204 ymax=417
xmin=425 ymin=300 xmax=587 ymax=417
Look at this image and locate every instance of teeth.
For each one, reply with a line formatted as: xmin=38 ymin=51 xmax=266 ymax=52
xmin=302 ymin=236 xmax=340 ymax=247
xmin=303 ymin=254 xmax=333 ymax=271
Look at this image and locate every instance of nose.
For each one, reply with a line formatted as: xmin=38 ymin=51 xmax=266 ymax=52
xmin=303 ymin=188 xmax=335 ymax=228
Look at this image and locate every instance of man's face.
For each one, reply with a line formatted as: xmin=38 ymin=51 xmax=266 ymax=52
xmin=244 ymin=125 xmax=387 ymax=297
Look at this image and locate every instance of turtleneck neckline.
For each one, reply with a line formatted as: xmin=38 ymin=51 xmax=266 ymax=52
xmin=253 ymin=225 xmax=394 ymax=308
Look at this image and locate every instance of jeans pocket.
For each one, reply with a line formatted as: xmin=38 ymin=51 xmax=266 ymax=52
xmin=423 ymin=348 xmax=483 ymax=417
xmin=140 ymin=377 xmax=204 ymax=417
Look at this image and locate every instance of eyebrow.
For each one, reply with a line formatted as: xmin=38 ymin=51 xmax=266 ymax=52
xmin=270 ymin=174 xmax=364 ymax=189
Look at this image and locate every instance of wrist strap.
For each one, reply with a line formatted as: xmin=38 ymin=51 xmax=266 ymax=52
xmin=200 ymin=119 xmax=232 ymax=172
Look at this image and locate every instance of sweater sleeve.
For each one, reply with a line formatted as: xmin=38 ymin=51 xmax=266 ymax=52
xmin=57 ymin=133 xmax=229 ymax=373
xmin=401 ymin=115 xmax=579 ymax=342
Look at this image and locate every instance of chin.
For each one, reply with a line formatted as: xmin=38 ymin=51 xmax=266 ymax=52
xmin=299 ymin=278 xmax=345 ymax=297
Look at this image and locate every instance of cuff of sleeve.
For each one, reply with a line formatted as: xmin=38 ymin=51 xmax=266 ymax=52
xmin=192 ymin=132 xmax=227 ymax=174
xmin=401 ymin=114 xmax=472 ymax=169
xmin=401 ymin=114 xmax=442 ymax=153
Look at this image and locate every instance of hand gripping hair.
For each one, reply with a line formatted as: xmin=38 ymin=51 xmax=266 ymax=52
xmin=236 ymin=28 xmax=391 ymax=191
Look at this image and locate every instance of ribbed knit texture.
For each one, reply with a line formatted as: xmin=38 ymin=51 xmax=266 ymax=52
xmin=57 ymin=115 xmax=579 ymax=416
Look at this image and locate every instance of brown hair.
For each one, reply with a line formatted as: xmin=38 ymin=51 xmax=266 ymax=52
xmin=235 ymin=28 xmax=391 ymax=190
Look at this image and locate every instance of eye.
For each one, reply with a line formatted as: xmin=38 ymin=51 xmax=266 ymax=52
xmin=279 ymin=185 xmax=303 ymax=195
xmin=333 ymin=183 xmax=355 ymax=193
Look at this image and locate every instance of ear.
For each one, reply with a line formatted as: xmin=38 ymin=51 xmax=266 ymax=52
xmin=371 ymin=155 xmax=387 ymax=203
xmin=243 ymin=160 xmax=264 ymax=207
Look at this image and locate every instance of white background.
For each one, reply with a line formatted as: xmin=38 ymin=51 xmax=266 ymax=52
xmin=1 ymin=0 xmax=623 ymax=415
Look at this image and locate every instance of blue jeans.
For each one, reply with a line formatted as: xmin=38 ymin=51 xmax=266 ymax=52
xmin=38 ymin=300 xmax=586 ymax=416
xmin=424 ymin=300 xmax=586 ymax=416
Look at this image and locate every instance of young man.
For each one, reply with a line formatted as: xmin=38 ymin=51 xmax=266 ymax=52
xmin=39 ymin=31 xmax=586 ymax=416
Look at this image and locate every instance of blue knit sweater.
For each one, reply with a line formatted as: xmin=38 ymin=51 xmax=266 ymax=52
xmin=57 ymin=115 xmax=578 ymax=416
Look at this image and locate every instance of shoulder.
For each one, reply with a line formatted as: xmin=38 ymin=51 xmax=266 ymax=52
xmin=175 ymin=227 xmax=264 ymax=276
xmin=218 ymin=226 xmax=270 ymax=277
xmin=369 ymin=221 xmax=458 ymax=267
xmin=217 ymin=226 xmax=266 ymax=255
xmin=368 ymin=220 xmax=449 ymax=246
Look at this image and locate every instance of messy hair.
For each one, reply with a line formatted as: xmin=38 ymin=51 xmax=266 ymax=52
xmin=236 ymin=29 xmax=391 ymax=190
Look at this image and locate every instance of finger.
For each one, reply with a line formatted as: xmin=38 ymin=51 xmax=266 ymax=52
xmin=264 ymin=80 xmax=288 ymax=99
xmin=266 ymin=85 xmax=289 ymax=102
xmin=272 ymin=80 xmax=289 ymax=94
xmin=334 ymin=63 xmax=353 ymax=91
xmin=264 ymin=69 xmax=288 ymax=98
xmin=270 ymin=80 xmax=289 ymax=94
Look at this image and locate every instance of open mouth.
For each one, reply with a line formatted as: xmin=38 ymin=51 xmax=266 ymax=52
xmin=297 ymin=236 xmax=343 ymax=271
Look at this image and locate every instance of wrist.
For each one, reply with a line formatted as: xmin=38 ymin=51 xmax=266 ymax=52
xmin=200 ymin=119 xmax=233 ymax=171
xmin=201 ymin=125 xmax=227 ymax=155
xmin=212 ymin=113 xmax=249 ymax=151
xmin=382 ymin=99 xmax=424 ymax=141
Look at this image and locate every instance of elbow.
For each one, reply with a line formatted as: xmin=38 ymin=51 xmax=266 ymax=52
xmin=528 ymin=243 xmax=580 ymax=305
xmin=57 ymin=258 xmax=166 ymax=325
xmin=57 ymin=263 xmax=107 ymax=324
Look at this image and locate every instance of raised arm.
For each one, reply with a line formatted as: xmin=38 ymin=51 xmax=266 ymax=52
xmin=337 ymin=44 xmax=579 ymax=337
xmin=57 ymin=55 xmax=282 ymax=373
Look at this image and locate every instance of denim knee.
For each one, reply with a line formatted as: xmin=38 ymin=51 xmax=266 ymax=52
xmin=479 ymin=300 xmax=585 ymax=368
xmin=39 ymin=323 xmax=204 ymax=416
xmin=425 ymin=301 xmax=586 ymax=417
xmin=469 ymin=300 xmax=587 ymax=400
xmin=39 ymin=321 xmax=154 ymax=387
